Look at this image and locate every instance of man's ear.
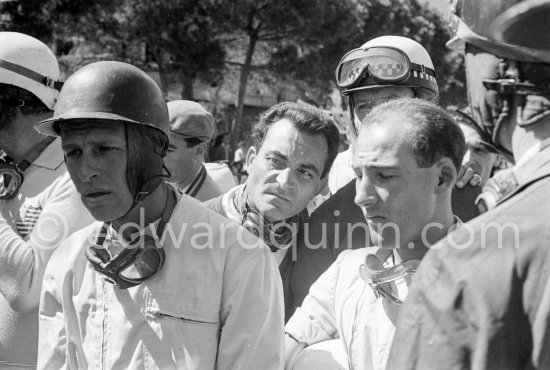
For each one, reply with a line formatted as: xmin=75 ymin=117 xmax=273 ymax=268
xmin=434 ymin=157 xmax=457 ymax=194
xmin=246 ymin=146 xmax=257 ymax=168
xmin=317 ymin=176 xmax=329 ymax=196
xmin=194 ymin=143 xmax=206 ymax=159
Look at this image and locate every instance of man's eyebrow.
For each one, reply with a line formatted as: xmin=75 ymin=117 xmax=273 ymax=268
xmin=266 ymin=150 xmax=321 ymax=175
xmin=265 ymin=150 xmax=288 ymax=160
xmin=298 ymin=162 xmax=321 ymax=176
xmin=61 ymin=143 xmax=77 ymax=151
xmin=352 ymin=161 xmax=400 ymax=171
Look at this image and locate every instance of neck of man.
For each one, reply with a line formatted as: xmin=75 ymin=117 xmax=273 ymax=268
xmin=175 ymin=160 xmax=203 ymax=189
xmin=512 ymin=114 xmax=550 ymax=166
xmin=393 ymin=201 xmax=455 ymax=263
xmin=0 ymin=111 xmax=53 ymax=163
xmin=112 ymin=182 xmax=170 ymax=240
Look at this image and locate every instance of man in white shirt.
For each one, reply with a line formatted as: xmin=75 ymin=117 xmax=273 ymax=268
xmin=36 ymin=61 xmax=284 ymax=369
xmin=204 ymin=101 xmax=340 ymax=321
xmin=284 ymin=98 xmax=465 ymax=370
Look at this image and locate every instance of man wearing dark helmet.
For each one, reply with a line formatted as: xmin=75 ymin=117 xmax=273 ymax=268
xmin=36 ymin=61 xmax=284 ymax=369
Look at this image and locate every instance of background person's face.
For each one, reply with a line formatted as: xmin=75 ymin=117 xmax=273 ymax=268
xmin=353 ymin=116 xmax=439 ymax=249
xmin=246 ymin=119 xmax=328 ymax=222
xmin=62 ymin=122 xmax=133 ymax=221
xmin=352 ymin=86 xmax=415 ymax=125
xmin=165 ymin=133 xmax=199 ymax=184
xmin=459 ymin=123 xmax=498 ymax=186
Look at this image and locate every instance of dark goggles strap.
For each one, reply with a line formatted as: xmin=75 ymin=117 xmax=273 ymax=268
xmin=88 ymin=185 xmax=179 ymax=287
xmin=0 ymin=58 xmax=63 ymax=91
xmin=16 ymin=136 xmax=56 ymax=173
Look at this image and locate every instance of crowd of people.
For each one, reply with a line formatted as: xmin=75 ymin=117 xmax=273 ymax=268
xmin=0 ymin=0 xmax=549 ymax=368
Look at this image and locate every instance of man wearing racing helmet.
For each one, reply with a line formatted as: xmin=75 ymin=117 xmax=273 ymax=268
xmin=388 ymin=0 xmax=550 ymax=368
xmin=0 ymin=32 xmax=93 ymax=368
xmin=290 ymin=36 xmax=461 ymax=312
xmin=36 ymin=61 xmax=284 ymax=369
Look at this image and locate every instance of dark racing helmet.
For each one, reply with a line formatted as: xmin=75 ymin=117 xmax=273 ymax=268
xmin=447 ymin=0 xmax=550 ymax=163
xmin=35 ymin=61 xmax=170 ymax=206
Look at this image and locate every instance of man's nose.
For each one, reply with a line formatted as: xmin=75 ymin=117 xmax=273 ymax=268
xmin=276 ymin=167 xmax=296 ymax=190
xmin=77 ymin=155 xmax=99 ymax=182
xmin=354 ymin=175 xmax=378 ymax=208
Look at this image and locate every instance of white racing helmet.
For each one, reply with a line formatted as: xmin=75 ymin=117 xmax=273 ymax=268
xmin=0 ymin=32 xmax=62 ymax=109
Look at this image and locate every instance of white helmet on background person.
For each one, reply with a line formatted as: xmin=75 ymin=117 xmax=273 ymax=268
xmin=0 ymin=32 xmax=62 ymax=109
xmin=335 ymin=35 xmax=439 ymax=102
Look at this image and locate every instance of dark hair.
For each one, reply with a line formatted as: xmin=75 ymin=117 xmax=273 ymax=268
xmin=252 ymin=102 xmax=340 ymax=178
xmin=184 ymin=137 xmax=204 ymax=148
xmin=363 ymin=98 xmax=466 ymax=171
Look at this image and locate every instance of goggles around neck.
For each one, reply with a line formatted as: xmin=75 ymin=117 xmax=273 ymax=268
xmin=85 ymin=186 xmax=178 ymax=289
xmin=359 ymin=253 xmax=419 ymax=305
xmin=336 ymin=46 xmax=435 ymax=92
xmin=238 ymin=193 xmax=300 ymax=252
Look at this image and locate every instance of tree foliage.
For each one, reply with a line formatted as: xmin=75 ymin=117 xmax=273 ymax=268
xmin=2 ymin=0 xmax=467 ymax=140
xmin=121 ymin=0 xmax=225 ymax=99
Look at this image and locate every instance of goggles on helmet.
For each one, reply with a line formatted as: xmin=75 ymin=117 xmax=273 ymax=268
xmin=359 ymin=254 xmax=419 ymax=305
xmin=336 ymin=46 xmax=435 ymax=92
xmin=85 ymin=186 xmax=177 ymax=289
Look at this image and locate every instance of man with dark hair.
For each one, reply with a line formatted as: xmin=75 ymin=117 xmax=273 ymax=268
xmin=205 ymin=101 xmax=340 ymax=321
xmin=0 ymin=32 xmax=93 ymax=368
xmin=284 ymin=98 xmax=465 ymax=369
xmin=36 ymin=61 xmax=284 ymax=369
xmin=388 ymin=0 xmax=550 ymax=368
xmin=164 ymin=100 xmax=223 ymax=201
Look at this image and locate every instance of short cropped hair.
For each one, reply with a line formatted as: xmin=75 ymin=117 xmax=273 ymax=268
xmin=363 ymin=98 xmax=466 ymax=171
xmin=252 ymin=102 xmax=340 ymax=178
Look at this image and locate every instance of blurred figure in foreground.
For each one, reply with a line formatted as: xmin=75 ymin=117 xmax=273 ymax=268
xmin=0 ymin=32 xmax=92 ymax=368
xmin=389 ymin=0 xmax=550 ymax=367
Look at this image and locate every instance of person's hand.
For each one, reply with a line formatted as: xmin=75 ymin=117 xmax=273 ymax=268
xmin=456 ymin=164 xmax=482 ymax=188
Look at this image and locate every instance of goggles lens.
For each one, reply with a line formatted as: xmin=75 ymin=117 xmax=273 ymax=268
xmin=336 ymin=47 xmax=411 ymax=89
xmin=359 ymin=254 xmax=418 ymax=305
xmin=118 ymin=240 xmax=164 ymax=280
xmin=0 ymin=161 xmax=23 ymax=200
xmin=86 ymin=228 xmax=166 ymax=289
